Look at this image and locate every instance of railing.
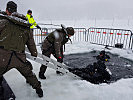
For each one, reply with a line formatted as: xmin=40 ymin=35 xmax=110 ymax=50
xmin=33 ymin=27 xmax=133 ymax=50
xmin=33 ymin=28 xmax=48 ymax=45
xmin=71 ymin=28 xmax=87 ymax=42
xmin=88 ymin=27 xmax=133 ymax=49
xmin=33 ymin=28 xmax=87 ymax=44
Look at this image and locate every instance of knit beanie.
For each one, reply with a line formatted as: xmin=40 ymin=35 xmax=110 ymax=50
xmin=66 ymin=27 xmax=74 ymax=36
xmin=6 ymin=1 xmax=17 ymax=13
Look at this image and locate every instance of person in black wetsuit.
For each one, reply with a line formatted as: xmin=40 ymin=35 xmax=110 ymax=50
xmin=69 ymin=50 xmax=111 ymax=84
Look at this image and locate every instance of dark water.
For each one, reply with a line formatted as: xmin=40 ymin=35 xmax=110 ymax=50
xmin=64 ymin=50 xmax=133 ymax=82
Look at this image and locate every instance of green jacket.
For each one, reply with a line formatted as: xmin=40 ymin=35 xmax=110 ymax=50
xmin=0 ymin=12 xmax=37 ymax=56
xmin=42 ymin=29 xmax=69 ymax=58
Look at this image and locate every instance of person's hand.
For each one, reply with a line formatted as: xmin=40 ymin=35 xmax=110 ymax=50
xmin=31 ymin=51 xmax=37 ymax=57
xmin=57 ymin=56 xmax=63 ymax=63
xmin=36 ymin=25 xmax=41 ymax=30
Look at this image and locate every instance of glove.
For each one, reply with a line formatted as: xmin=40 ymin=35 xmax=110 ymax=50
xmin=36 ymin=25 xmax=41 ymax=30
xmin=31 ymin=51 xmax=37 ymax=57
xmin=57 ymin=56 xmax=63 ymax=63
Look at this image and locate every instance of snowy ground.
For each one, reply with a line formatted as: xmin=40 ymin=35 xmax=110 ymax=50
xmin=4 ymin=41 xmax=133 ymax=100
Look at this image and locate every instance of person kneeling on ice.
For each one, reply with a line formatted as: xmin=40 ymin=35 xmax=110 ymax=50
xmin=39 ymin=25 xmax=75 ymax=79
xmin=69 ymin=50 xmax=111 ymax=84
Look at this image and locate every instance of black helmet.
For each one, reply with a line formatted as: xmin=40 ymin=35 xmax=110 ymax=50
xmin=6 ymin=1 xmax=17 ymax=13
xmin=100 ymin=50 xmax=105 ymax=55
xmin=27 ymin=9 xmax=32 ymax=14
xmin=66 ymin=27 xmax=74 ymax=36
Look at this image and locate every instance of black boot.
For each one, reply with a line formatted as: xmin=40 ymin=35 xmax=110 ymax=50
xmin=39 ymin=72 xmax=46 ymax=79
xmin=36 ymin=88 xmax=43 ymax=97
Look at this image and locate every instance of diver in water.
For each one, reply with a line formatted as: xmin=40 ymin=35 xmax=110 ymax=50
xmin=68 ymin=50 xmax=111 ymax=84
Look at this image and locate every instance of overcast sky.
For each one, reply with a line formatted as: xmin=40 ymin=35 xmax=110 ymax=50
xmin=0 ymin=0 xmax=133 ymax=21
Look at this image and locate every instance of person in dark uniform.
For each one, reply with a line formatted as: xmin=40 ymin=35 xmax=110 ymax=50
xmin=39 ymin=26 xmax=75 ymax=79
xmin=0 ymin=1 xmax=43 ymax=97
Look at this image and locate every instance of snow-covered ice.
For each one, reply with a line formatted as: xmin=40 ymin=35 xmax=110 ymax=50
xmin=4 ymin=41 xmax=133 ymax=100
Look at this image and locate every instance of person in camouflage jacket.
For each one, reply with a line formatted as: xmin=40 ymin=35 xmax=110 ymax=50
xmin=39 ymin=26 xmax=75 ymax=79
xmin=0 ymin=1 xmax=43 ymax=97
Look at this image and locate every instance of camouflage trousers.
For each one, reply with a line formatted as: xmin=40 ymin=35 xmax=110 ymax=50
xmin=0 ymin=48 xmax=41 ymax=89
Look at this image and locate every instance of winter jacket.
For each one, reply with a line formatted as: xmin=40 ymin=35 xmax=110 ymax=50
xmin=42 ymin=29 xmax=69 ymax=58
xmin=26 ymin=14 xmax=37 ymax=29
xmin=0 ymin=11 xmax=41 ymax=90
xmin=0 ymin=11 xmax=37 ymax=57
